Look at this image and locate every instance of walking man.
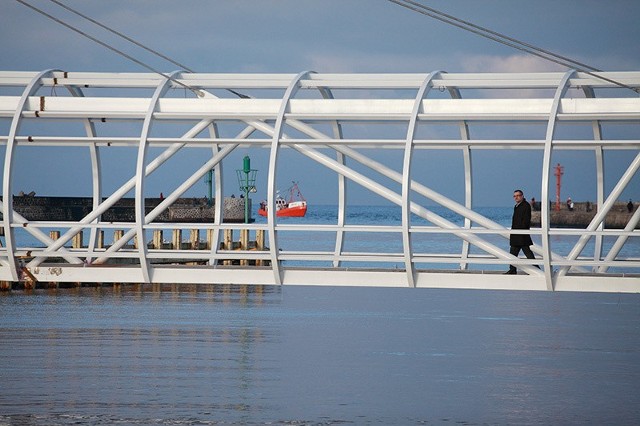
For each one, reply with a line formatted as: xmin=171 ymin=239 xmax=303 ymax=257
xmin=505 ymin=189 xmax=536 ymax=274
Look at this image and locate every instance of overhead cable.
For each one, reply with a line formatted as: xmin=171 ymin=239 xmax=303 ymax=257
xmin=47 ymin=0 xmax=193 ymax=71
xmin=388 ymin=0 xmax=639 ymax=93
xmin=19 ymin=0 xmax=637 ymax=95
xmin=44 ymin=0 xmax=249 ymax=98
xmin=16 ymin=0 xmax=205 ymax=97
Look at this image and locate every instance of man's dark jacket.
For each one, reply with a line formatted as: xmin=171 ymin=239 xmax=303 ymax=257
xmin=510 ymin=199 xmax=533 ymax=246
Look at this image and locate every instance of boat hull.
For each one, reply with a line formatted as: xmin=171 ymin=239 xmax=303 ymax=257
xmin=258 ymin=205 xmax=307 ymax=217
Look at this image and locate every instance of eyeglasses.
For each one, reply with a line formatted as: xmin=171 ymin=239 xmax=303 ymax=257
xmin=513 ymin=194 xmax=523 ymax=198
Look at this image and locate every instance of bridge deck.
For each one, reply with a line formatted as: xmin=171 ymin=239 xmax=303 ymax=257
xmin=6 ymin=263 xmax=638 ymax=293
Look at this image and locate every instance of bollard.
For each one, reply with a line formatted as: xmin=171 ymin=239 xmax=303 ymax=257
xmin=97 ymin=230 xmax=104 ymax=249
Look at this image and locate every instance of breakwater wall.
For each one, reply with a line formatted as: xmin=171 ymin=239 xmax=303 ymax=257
xmin=531 ymin=201 xmax=638 ymax=229
xmin=1 ymin=195 xmax=251 ymax=223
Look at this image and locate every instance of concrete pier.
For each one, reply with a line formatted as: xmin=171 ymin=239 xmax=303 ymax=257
xmin=531 ymin=201 xmax=638 ymax=229
xmin=2 ymin=195 xmax=252 ymax=223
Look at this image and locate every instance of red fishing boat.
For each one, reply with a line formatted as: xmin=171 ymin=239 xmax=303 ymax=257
xmin=258 ymin=182 xmax=307 ymax=217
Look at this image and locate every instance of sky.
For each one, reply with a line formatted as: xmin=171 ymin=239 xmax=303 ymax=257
xmin=1 ymin=0 xmax=640 ymax=207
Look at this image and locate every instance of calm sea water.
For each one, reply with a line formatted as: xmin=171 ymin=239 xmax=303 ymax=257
xmin=2 ymin=205 xmax=640 ymax=425
xmin=1 ymin=285 xmax=640 ymax=425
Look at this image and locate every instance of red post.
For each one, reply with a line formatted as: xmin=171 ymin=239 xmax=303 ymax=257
xmin=554 ymin=163 xmax=564 ymax=211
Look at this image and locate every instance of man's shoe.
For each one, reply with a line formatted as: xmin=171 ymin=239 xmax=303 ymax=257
xmin=503 ymin=270 xmax=517 ymax=275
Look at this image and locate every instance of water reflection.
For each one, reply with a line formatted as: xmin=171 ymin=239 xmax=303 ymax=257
xmin=1 ymin=284 xmax=283 ymax=424
xmin=1 ymin=286 xmax=640 ymax=424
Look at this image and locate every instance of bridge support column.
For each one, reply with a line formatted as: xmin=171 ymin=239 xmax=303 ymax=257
xmin=240 ymin=229 xmax=249 ymax=266
xmin=153 ymin=230 xmax=163 ymax=249
xmin=172 ymin=229 xmax=182 ymax=250
xmin=190 ymin=229 xmax=200 ymax=250
xmin=72 ymin=231 xmax=83 ymax=249
xmin=256 ymin=230 xmax=265 ymax=266
xmin=97 ymin=231 xmax=104 ymax=249
xmin=206 ymin=229 xmax=214 ymax=250
xmin=223 ymin=229 xmax=233 ymax=265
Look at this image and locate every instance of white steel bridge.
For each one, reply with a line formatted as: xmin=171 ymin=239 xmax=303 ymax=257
xmin=1 ymin=70 xmax=639 ymax=292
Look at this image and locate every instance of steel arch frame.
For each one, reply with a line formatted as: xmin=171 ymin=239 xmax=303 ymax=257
xmin=402 ymin=71 xmax=441 ymax=287
xmin=0 ymin=70 xmax=639 ymax=292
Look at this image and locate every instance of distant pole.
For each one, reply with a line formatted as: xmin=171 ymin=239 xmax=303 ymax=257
xmin=242 ymin=157 xmax=250 ymax=223
xmin=204 ymin=169 xmax=213 ymax=206
xmin=236 ymin=156 xmax=257 ymax=224
xmin=554 ymin=163 xmax=564 ymax=211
